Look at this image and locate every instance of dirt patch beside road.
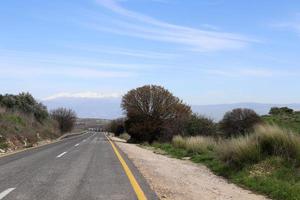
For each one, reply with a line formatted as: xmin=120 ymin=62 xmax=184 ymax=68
xmin=113 ymin=139 xmax=268 ymax=200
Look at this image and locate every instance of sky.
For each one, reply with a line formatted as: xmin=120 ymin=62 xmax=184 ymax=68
xmin=0 ymin=0 xmax=300 ymax=105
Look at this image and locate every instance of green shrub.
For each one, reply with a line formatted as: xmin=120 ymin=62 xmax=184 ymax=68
xmin=108 ymin=118 xmax=125 ymax=136
xmin=184 ymin=114 xmax=217 ymax=136
xmin=0 ymin=136 xmax=8 ymax=149
xmin=269 ymin=107 xmax=294 ymax=115
xmin=4 ymin=114 xmax=24 ymax=125
xmin=0 ymin=93 xmax=49 ymax=122
xmin=220 ymin=108 xmax=262 ymax=137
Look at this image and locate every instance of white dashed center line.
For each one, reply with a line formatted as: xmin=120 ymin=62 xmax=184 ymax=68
xmin=0 ymin=188 xmax=15 ymax=199
xmin=74 ymin=143 xmax=80 ymax=147
xmin=56 ymin=152 xmax=67 ymax=158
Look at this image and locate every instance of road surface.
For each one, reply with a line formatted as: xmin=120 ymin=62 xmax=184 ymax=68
xmin=0 ymin=132 xmax=157 ymax=200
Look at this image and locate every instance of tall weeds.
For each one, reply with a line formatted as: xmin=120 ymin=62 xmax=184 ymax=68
xmin=172 ymin=135 xmax=216 ymax=153
xmin=218 ymin=124 xmax=300 ymax=168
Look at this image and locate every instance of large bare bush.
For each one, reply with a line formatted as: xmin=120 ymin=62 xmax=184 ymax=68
xmin=50 ymin=108 xmax=77 ymax=134
xmin=122 ymin=85 xmax=191 ymax=142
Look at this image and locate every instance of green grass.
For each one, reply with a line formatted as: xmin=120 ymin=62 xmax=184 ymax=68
xmin=149 ymin=125 xmax=300 ymax=200
xmin=0 ymin=141 xmax=8 ymax=149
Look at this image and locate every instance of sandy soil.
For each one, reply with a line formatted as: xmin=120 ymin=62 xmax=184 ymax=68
xmin=113 ymin=138 xmax=268 ymax=200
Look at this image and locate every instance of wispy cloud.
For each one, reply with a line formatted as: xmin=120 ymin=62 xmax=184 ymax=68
xmin=43 ymin=91 xmax=122 ymax=100
xmin=202 ymin=68 xmax=299 ymax=78
xmin=62 ymin=44 xmax=178 ymax=59
xmin=0 ymin=65 xmax=133 ymax=79
xmin=0 ymin=49 xmax=169 ymax=71
xmin=271 ymin=13 xmax=300 ymax=35
xmin=90 ymin=0 xmax=258 ymax=52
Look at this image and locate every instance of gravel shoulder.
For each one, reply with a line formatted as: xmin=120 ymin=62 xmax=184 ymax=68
xmin=112 ymin=138 xmax=268 ymax=200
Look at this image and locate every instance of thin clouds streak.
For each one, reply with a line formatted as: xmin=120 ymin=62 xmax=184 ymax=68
xmin=92 ymin=0 xmax=258 ymax=51
xmin=0 ymin=65 xmax=134 ymax=79
xmin=271 ymin=13 xmax=300 ymax=35
xmin=203 ymin=68 xmax=299 ymax=78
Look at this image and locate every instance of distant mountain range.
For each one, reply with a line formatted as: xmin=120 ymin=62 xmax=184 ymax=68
xmin=192 ymin=103 xmax=300 ymax=121
xmin=43 ymin=97 xmax=300 ymax=121
xmin=43 ymin=97 xmax=123 ymax=120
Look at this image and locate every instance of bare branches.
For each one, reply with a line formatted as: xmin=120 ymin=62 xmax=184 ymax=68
xmin=121 ymin=85 xmax=191 ymax=142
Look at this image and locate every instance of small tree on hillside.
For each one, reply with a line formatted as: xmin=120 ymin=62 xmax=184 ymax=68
xmin=269 ymin=107 xmax=294 ymax=115
xmin=220 ymin=108 xmax=262 ymax=137
xmin=50 ymin=108 xmax=77 ymax=134
xmin=184 ymin=114 xmax=217 ymax=136
xmin=122 ymin=85 xmax=192 ymax=143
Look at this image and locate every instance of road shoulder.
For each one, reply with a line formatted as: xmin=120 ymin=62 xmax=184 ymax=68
xmin=112 ymin=138 xmax=268 ymax=200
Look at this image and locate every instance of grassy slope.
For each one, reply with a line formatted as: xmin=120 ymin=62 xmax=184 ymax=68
xmin=0 ymin=112 xmax=60 ymax=149
xmin=150 ymin=142 xmax=300 ymax=200
xmin=263 ymin=112 xmax=300 ymax=134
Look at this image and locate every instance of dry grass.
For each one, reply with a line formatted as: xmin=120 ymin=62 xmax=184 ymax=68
xmin=119 ymin=133 xmax=131 ymax=141
xmin=172 ymin=135 xmax=216 ymax=153
xmin=0 ymin=111 xmax=60 ymax=150
xmin=218 ymin=124 xmax=300 ymax=167
xmin=218 ymin=135 xmax=261 ymax=167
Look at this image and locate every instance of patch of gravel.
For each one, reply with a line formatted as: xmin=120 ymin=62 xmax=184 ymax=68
xmin=114 ymin=140 xmax=268 ymax=200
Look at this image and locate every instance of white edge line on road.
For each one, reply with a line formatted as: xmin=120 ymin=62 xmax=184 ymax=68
xmin=74 ymin=143 xmax=80 ymax=147
xmin=56 ymin=152 xmax=67 ymax=158
xmin=0 ymin=188 xmax=15 ymax=199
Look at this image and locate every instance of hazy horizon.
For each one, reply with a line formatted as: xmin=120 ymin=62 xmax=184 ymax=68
xmin=42 ymin=96 xmax=300 ymax=120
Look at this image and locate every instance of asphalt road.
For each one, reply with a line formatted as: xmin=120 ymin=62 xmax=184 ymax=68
xmin=0 ymin=132 xmax=157 ymax=200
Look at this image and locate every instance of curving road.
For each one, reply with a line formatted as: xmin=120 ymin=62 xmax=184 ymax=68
xmin=0 ymin=132 xmax=157 ymax=200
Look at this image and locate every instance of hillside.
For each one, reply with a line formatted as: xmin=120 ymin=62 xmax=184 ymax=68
xmin=0 ymin=93 xmax=60 ymax=151
xmin=43 ymin=97 xmax=123 ymax=119
xmin=263 ymin=111 xmax=300 ymax=134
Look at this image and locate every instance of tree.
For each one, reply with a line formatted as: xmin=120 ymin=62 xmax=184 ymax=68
xmin=269 ymin=107 xmax=294 ymax=115
xmin=184 ymin=114 xmax=217 ymax=136
xmin=0 ymin=92 xmax=49 ymax=122
xmin=108 ymin=118 xmax=125 ymax=136
xmin=122 ymin=85 xmax=192 ymax=142
xmin=33 ymin=103 xmax=49 ymax=122
xmin=220 ymin=108 xmax=262 ymax=137
xmin=50 ymin=108 xmax=77 ymax=134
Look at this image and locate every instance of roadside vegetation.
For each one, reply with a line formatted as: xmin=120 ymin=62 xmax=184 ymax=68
xmin=50 ymin=108 xmax=77 ymax=134
xmin=0 ymin=93 xmax=77 ymax=151
xmin=263 ymin=107 xmax=300 ymax=134
xmin=108 ymin=84 xmax=300 ymax=200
